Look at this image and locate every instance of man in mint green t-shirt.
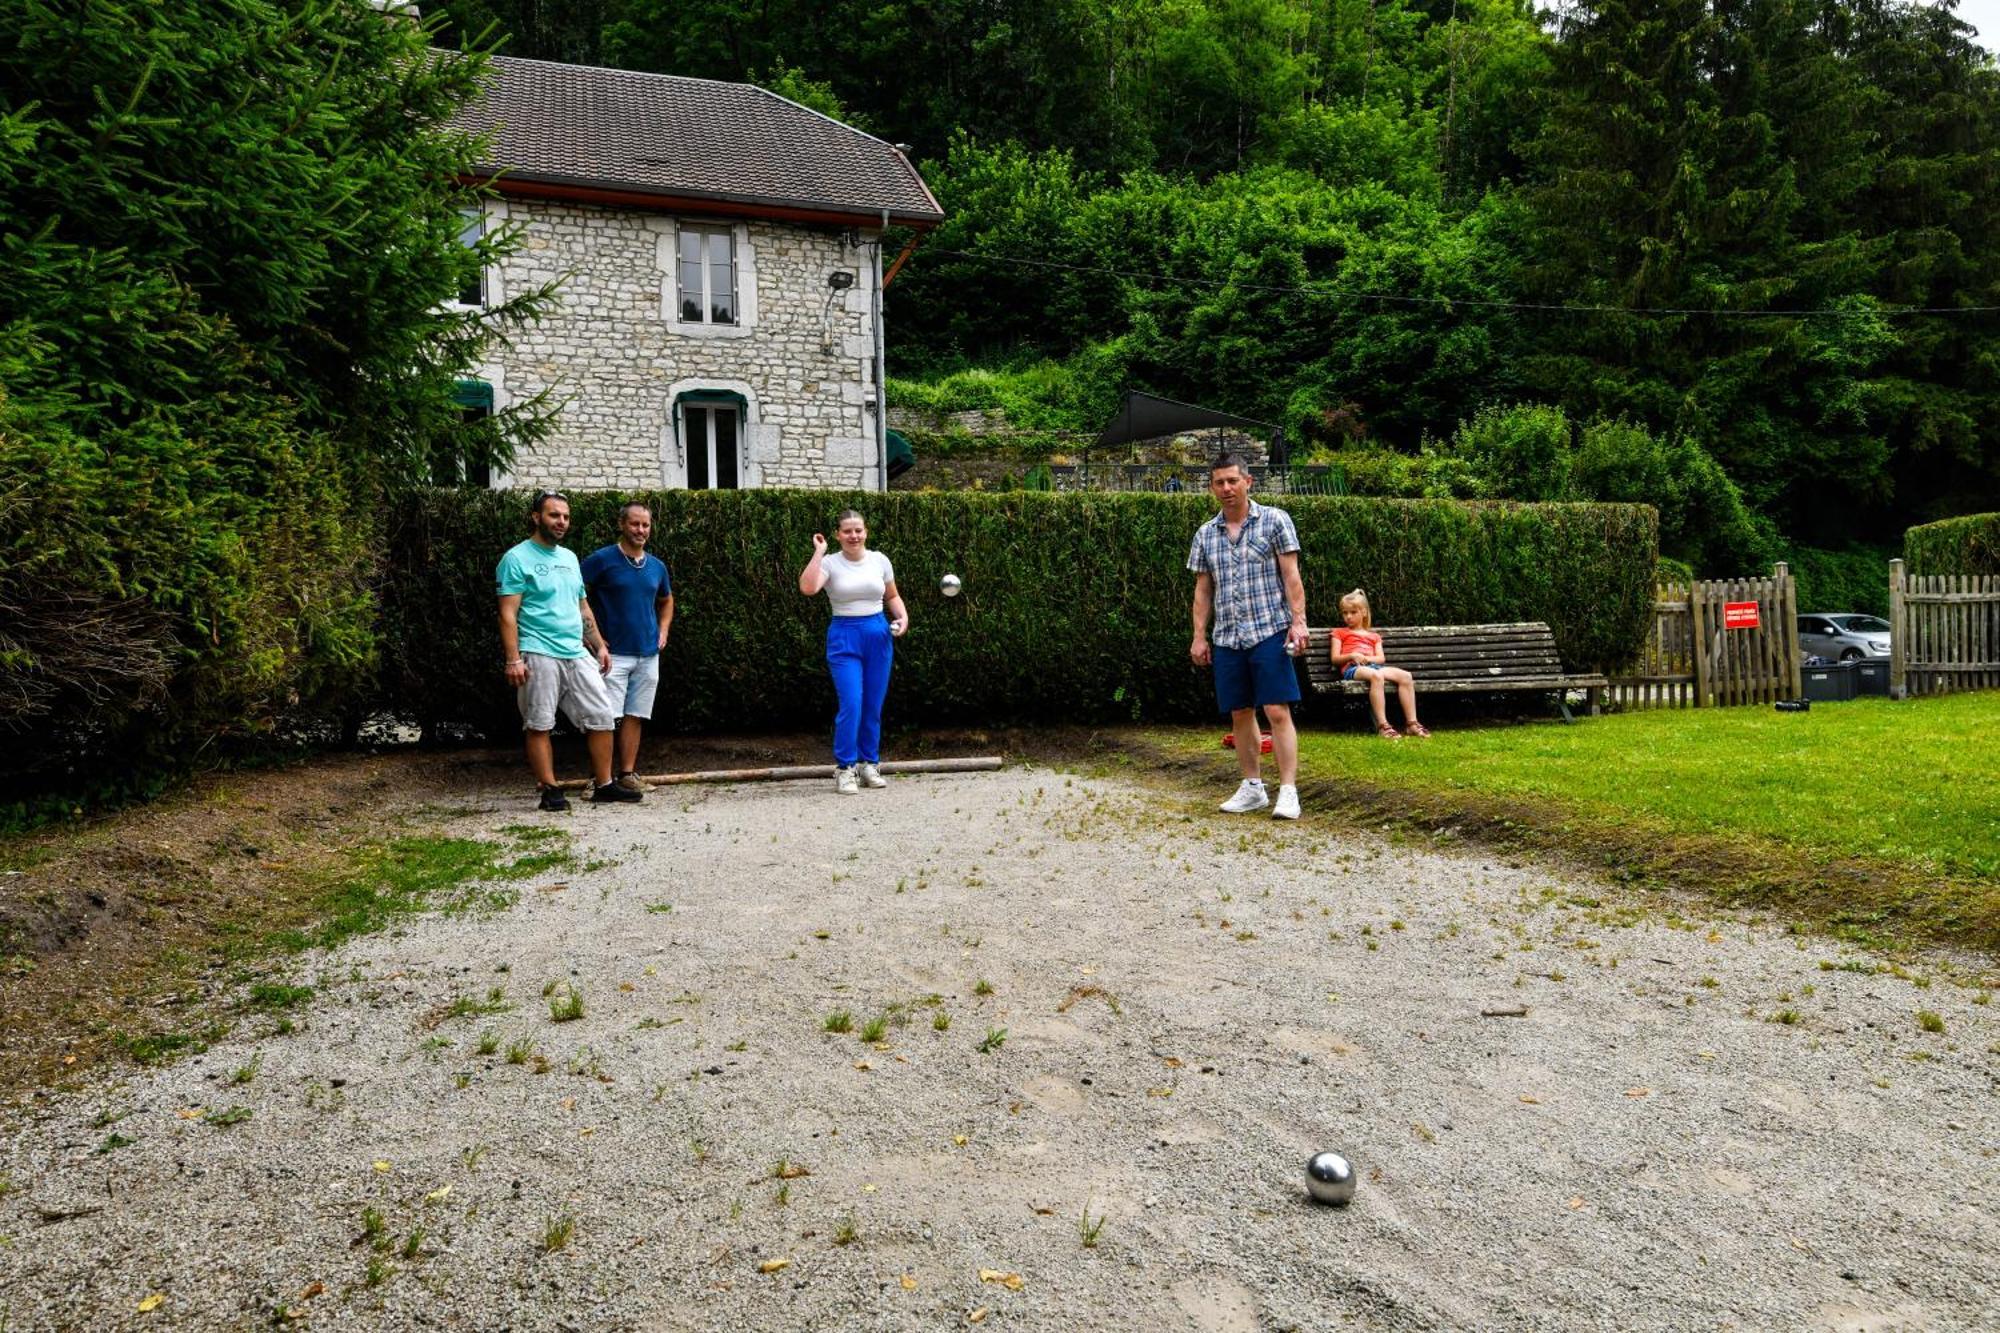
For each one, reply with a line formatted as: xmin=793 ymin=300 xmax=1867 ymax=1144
xmin=496 ymin=492 xmax=640 ymax=812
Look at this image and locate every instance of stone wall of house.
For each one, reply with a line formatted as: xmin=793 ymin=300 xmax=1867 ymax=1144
xmin=488 ymin=198 xmax=885 ymax=492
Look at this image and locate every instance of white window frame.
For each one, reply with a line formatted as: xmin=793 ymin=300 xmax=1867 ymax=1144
xmin=656 ymin=219 xmax=757 ymax=338
xmin=662 ymin=379 xmax=765 ymax=488
xmin=446 ymin=201 xmax=507 ymax=314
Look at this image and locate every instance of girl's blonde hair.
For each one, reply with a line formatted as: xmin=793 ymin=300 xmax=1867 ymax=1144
xmin=1339 ymin=588 xmax=1372 ymax=627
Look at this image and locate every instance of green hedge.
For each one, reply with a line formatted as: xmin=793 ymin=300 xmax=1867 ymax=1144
xmin=1905 ymin=512 xmax=2000 ymax=576
xmin=1782 ymin=545 xmax=1893 ymax=616
xmin=375 ymin=489 xmax=1658 ymax=736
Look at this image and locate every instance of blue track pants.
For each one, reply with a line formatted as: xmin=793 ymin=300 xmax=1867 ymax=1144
xmin=826 ymin=613 xmax=893 ymax=767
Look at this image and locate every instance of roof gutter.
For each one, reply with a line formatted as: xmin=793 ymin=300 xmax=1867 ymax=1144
xmin=458 ymin=171 xmax=943 ymax=230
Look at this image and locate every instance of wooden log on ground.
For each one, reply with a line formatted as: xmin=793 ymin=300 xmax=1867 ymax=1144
xmin=554 ymin=756 xmax=1004 ymax=791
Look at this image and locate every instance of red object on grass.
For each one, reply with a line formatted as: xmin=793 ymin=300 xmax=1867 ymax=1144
xmin=1220 ymin=732 xmax=1275 ymax=753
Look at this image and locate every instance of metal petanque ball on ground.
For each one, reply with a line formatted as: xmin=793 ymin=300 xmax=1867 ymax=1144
xmin=940 ymin=573 xmax=962 ymax=597
xmin=1305 ymin=1151 xmax=1357 ymax=1205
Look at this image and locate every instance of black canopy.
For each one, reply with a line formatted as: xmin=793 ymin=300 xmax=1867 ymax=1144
xmin=1093 ymin=390 xmax=1284 ymax=463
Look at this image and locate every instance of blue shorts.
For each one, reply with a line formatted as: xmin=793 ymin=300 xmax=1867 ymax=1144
xmin=1212 ymin=629 xmax=1301 ymax=714
xmin=1340 ymin=663 xmax=1384 ymax=682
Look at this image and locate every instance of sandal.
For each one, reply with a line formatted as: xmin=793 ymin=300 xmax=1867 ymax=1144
xmin=1377 ymin=724 xmax=1401 ymax=740
xmin=1406 ymin=723 xmax=1431 ymax=738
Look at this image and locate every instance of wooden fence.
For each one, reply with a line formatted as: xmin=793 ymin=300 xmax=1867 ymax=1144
xmin=1889 ymin=559 xmax=2000 ymax=698
xmin=1609 ymin=563 xmax=1802 ymax=709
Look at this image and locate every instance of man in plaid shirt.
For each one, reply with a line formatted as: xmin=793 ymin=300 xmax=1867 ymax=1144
xmin=1188 ymin=454 xmax=1309 ymax=819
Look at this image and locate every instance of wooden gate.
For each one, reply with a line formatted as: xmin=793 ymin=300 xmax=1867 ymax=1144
xmin=1610 ymin=563 xmax=1801 ymax=709
xmin=1889 ymin=559 xmax=2000 ymax=698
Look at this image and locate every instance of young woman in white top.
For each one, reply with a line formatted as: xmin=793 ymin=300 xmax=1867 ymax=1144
xmin=798 ymin=509 xmax=908 ymax=794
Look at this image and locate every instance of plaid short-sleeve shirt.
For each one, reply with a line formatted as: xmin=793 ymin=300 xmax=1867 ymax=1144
xmin=1187 ymin=501 xmax=1301 ymax=649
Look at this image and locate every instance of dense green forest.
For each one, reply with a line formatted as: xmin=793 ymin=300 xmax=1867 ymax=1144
xmin=438 ymin=0 xmax=2000 ymax=572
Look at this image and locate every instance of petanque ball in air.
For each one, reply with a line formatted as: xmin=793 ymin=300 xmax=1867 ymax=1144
xmin=1305 ymin=1151 xmax=1356 ymax=1205
xmin=940 ymin=574 xmax=962 ymax=597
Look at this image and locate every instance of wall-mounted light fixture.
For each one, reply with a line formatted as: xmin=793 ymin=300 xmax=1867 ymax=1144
xmin=821 ymin=272 xmax=856 ymax=353
xmin=827 ymin=271 xmax=855 ymax=290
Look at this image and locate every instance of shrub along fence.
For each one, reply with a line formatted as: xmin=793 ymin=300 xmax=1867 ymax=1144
xmin=1609 ymin=564 xmax=1802 ymax=710
xmin=1905 ymin=512 xmax=2000 ymax=577
xmin=374 ymin=489 xmax=1657 ymax=738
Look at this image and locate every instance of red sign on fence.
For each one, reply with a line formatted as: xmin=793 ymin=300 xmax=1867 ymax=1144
xmin=1723 ymin=601 xmax=1760 ymax=630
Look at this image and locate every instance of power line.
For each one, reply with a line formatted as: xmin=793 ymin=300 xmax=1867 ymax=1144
xmin=918 ymin=247 xmax=2000 ymax=319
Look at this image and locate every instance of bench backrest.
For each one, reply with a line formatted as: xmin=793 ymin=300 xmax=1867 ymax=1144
xmin=1303 ymin=621 xmax=1564 ymax=690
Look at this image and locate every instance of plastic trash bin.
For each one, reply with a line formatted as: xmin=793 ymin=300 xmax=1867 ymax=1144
xmin=1802 ymin=660 xmax=1858 ymax=702
xmin=1852 ymin=659 xmax=1890 ymax=696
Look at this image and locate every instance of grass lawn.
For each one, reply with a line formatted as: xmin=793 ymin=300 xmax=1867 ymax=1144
xmin=1152 ymin=691 xmax=2000 ymax=953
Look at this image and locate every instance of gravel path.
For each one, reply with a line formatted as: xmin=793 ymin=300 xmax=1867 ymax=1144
xmin=1 ymin=765 xmax=1995 ymax=1331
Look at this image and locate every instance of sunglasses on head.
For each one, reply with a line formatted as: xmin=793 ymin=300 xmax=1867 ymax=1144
xmin=530 ymin=489 xmax=569 ymax=510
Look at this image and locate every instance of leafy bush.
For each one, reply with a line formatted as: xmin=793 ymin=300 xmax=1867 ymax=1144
xmin=1422 ymin=403 xmax=1574 ymax=501
xmin=1298 ymin=448 xmax=1424 ymax=498
xmin=1569 ymin=419 xmax=1773 ymax=574
xmin=375 ymin=488 xmax=1657 ymax=738
xmin=1783 ymin=545 xmax=1892 ymax=615
xmin=1905 ymin=513 xmax=2000 ymax=577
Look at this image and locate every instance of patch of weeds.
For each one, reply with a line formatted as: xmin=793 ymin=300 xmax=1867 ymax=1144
xmin=462 ymin=1143 xmax=490 ymax=1170
xmin=724 ymin=1039 xmax=747 ymax=1053
xmin=542 ymin=1214 xmax=576 ymax=1253
xmin=443 ymin=989 xmax=511 ymax=1021
xmin=1079 ymin=1201 xmax=1107 ymax=1249
xmin=90 ymin=1106 xmax=130 ymax=1129
xmin=476 ymin=1030 xmax=501 ymax=1056
xmin=1916 ymin=1010 xmax=1945 ymax=1034
xmin=540 ymin=980 xmax=559 ymax=999
xmin=858 ymin=1015 xmax=889 ymax=1044
xmin=832 ymin=1213 xmax=858 ymax=1246
xmin=932 ymin=1011 xmax=951 ymax=1033
xmin=549 ymin=987 xmax=586 ymax=1023
xmin=973 ymin=979 xmax=994 ymax=997
xmin=94 ymin=1132 xmax=138 ymax=1155
xmin=1769 ymin=1009 xmax=1803 ymax=1026
xmin=114 ymin=1029 xmax=208 ymax=1066
xmin=361 ymin=1207 xmax=390 ymax=1249
xmin=775 ymin=1181 xmax=790 ymax=1206
xmin=246 ymin=982 xmax=314 ymax=1011
xmin=401 ymin=1227 xmax=426 ymax=1260
xmin=417 ymin=1036 xmax=453 ymax=1059
xmin=364 ymin=1256 xmax=393 ymax=1287
xmin=1698 ymin=976 xmax=1721 ymax=989
xmin=229 ymin=1054 xmax=262 ymax=1086
xmin=210 ymin=1105 xmax=253 ymax=1127
xmin=645 ymin=902 xmax=673 ymax=915
xmin=505 ymin=1038 xmax=535 ymax=1066
xmin=634 ymin=1017 xmax=665 ymax=1031
xmin=977 ymin=1027 xmax=1008 ymax=1054
xmin=822 ymin=1010 xmax=853 ymax=1034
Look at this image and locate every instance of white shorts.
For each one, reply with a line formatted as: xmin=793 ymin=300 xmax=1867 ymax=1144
xmin=604 ymin=653 xmax=660 ymax=720
xmin=517 ymin=653 xmax=615 ymax=733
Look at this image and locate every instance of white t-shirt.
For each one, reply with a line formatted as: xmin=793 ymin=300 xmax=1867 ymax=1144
xmin=820 ymin=550 xmax=895 ymax=616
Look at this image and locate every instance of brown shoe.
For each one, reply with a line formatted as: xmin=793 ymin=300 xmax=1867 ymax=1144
xmin=614 ymin=770 xmax=646 ymax=793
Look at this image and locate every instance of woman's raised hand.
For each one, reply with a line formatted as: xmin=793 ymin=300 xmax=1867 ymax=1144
xmin=811 ymin=533 xmax=828 ymax=556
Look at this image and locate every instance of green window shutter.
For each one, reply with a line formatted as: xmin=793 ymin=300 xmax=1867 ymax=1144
xmin=452 ymin=380 xmax=494 ymax=411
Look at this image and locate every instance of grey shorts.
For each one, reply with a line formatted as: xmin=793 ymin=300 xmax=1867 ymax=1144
xmin=517 ymin=653 xmax=615 ymax=733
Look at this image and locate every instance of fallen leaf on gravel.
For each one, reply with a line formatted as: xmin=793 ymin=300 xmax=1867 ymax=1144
xmin=862 ymin=1184 xmax=878 ymax=1193
xmin=561 ymin=1097 xmax=576 ymax=1111
xmin=424 ymin=1186 xmax=451 ymax=1204
xmin=952 ymin=1135 xmax=968 ymax=1146
xmin=643 ymin=965 xmax=658 ymax=976
xmin=62 ymin=1054 xmax=76 ymax=1066
xmin=137 ymin=1293 xmax=165 ymax=1312
xmin=967 ymin=1308 xmax=989 ymax=1323
xmin=900 ymin=1273 xmax=918 ymax=1291
xmin=1567 ymin=1196 xmax=1585 ymax=1210
xmin=853 ymin=1061 xmax=873 ymax=1071
xmin=1146 ymin=1087 xmax=1173 ymax=1098
xmin=979 ymin=1269 xmax=1024 ymax=1290
xmin=619 ymin=982 xmax=635 ymax=992
xmin=1706 ymin=930 xmax=1722 ymax=942
xmin=775 ymin=1163 xmax=811 ymax=1179
xmin=297 ymin=1281 xmax=325 ymax=1301
xmin=1031 ymin=1206 xmax=1054 ymax=1216
xmin=1519 ymin=1095 xmax=1540 ymax=1105
xmin=758 ymin=1258 xmax=790 ymax=1274
xmin=277 ymin=1307 xmax=306 ymax=1322
xmin=372 ymin=1160 xmax=391 ymax=1173
xmin=537 ymin=882 xmax=569 ymax=893
xmin=175 ymin=1107 xmax=206 ymax=1120
xmin=1625 ymin=1087 xmax=1652 ymax=1098
xmin=1162 ymin=1057 xmax=1184 ymax=1069
xmin=1696 ymin=1051 xmax=1715 ymax=1060
xmin=894 ymin=1055 xmax=909 ymax=1064
xmin=579 ymin=1127 xmax=596 ymax=1137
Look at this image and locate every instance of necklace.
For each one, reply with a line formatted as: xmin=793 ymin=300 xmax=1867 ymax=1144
xmin=621 ymin=546 xmax=647 ymax=569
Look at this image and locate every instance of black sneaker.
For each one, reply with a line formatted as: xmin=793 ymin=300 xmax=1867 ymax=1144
xmin=591 ymin=781 xmax=642 ymax=804
xmin=537 ymin=785 xmax=570 ymax=812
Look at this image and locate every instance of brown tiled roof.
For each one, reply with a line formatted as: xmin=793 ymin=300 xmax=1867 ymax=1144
xmin=447 ymin=54 xmax=943 ymax=226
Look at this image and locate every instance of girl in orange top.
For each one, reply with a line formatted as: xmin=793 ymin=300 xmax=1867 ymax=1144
xmin=1331 ymin=589 xmax=1430 ymax=739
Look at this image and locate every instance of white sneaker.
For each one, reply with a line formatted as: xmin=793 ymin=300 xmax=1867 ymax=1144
xmin=835 ymin=766 xmax=859 ymax=796
xmin=1272 ymin=785 xmax=1300 ymax=820
xmin=857 ymin=762 xmax=887 ymax=789
xmin=1219 ymin=780 xmax=1270 ymax=814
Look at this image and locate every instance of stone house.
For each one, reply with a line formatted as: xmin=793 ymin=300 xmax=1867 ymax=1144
xmin=446 ymin=55 xmax=943 ymax=492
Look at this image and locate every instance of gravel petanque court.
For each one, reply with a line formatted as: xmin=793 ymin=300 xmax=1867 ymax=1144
xmin=1 ymin=764 xmax=1994 ymax=1331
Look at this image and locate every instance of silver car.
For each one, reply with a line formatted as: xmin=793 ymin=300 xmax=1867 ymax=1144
xmin=1797 ymin=613 xmax=1891 ymax=661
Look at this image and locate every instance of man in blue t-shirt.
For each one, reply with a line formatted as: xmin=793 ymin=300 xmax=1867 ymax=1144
xmin=496 ymin=491 xmax=640 ymax=812
xmin=581 ymin=501 xmax=675 ymax=793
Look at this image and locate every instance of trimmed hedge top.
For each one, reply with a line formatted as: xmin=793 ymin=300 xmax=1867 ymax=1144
xmin=376 ymin=488 xmax=1657 ymax=735
xmin=1905 ymin=512 xmax=2000 ymax=577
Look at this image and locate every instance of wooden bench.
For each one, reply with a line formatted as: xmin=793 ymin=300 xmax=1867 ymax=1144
xmin=1303 ymin=622 xmax=1608 ymax=721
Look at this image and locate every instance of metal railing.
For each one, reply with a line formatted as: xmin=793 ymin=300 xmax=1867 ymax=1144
xmin=1037 ymin=463 xmax=1348 ymax=496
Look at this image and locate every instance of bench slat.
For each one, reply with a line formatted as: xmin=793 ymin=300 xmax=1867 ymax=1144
xmin=1301 ymin=621 xmax=1602 ymax=711
xmin=1335 ymin=674 xmax=1607 ymax=694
